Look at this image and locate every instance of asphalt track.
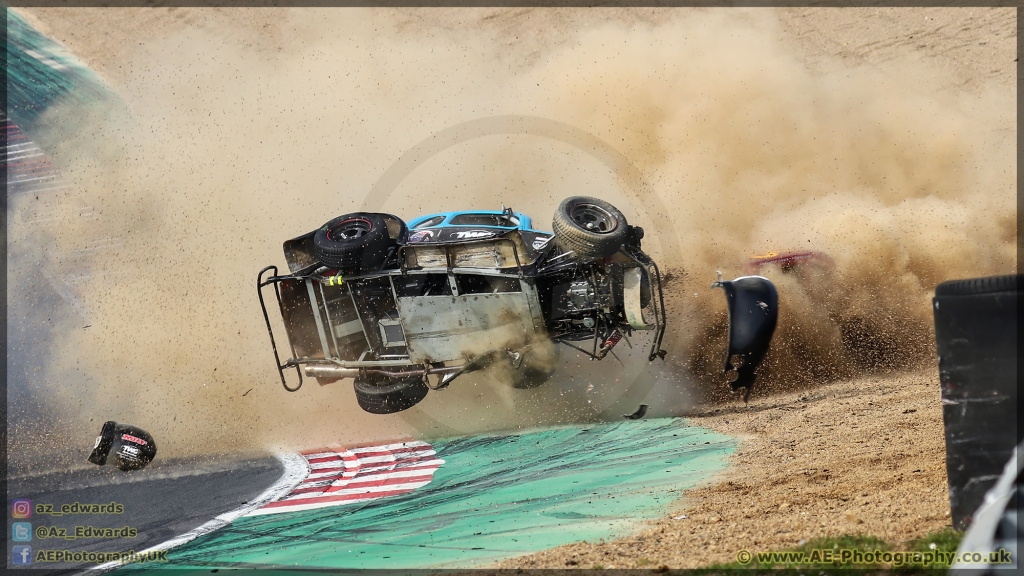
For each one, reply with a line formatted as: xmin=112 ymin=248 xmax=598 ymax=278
xmin=7 ymin=456 xmax=287 ymax=573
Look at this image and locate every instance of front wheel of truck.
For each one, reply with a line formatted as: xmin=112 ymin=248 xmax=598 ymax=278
xmin=353 ymin=373 xmax=429 ymax=414
xmin=552 ymin=196 xmax=629 ymax=260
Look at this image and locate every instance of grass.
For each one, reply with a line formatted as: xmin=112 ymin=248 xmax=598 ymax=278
xmin=905 ymin=527 xmax=963 ymax=554
xmin=689 ymin=528 xmax=963 ymax=574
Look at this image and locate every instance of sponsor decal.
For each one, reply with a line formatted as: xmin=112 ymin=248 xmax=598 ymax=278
xmin=121 ymin=433 xmax=147 ymax=446
xmin=408 ymin=230 xmax=435 ymax=243
xmin=532 ymin=236 xmax=553 ymax=249
xmin=250 ymin=441 xmax=444 ymax=515
xmin=454 ymin=230 xmax=494 ymax=240
xmin=119 ymin=445 xmax=140 ymax=459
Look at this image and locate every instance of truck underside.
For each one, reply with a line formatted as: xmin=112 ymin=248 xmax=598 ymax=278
xmin=259 ymin=230 xmax=666 ymax=391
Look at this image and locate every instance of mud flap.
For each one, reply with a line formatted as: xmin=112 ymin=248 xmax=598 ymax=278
xmin=623 ymin=267 xmax=655 ymax=330
xmin=712 ymin=275 xmax=778 ymax=401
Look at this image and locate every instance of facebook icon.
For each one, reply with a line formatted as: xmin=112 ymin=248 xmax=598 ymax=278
xmin=12 ymin=545 xmax=33 ymax=565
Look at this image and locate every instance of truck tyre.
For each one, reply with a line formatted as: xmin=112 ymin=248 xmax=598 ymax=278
xmin=509 ymin=341 xmax=561 ymax=389
xmin=314 ymin=212 xmax=391 ymax=272
xmin=552 ymin=196 xmax=629 ymax=259
xmin=353 ymin=373 xmax=429 ymax=414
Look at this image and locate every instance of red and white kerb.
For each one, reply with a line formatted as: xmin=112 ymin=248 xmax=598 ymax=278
xmin=249 ymin=441 xmax=444 ymax=516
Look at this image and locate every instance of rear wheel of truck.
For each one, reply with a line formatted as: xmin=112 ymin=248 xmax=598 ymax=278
xmin=313 ymin=212 xmax=391 ymax=272
xmin=552 ymin=196 xmax=629 ymax=259
xmin=509 ymin=340 xmax=561 ymax=389
xmin=353 ymin=373 xmax=429 ymax=414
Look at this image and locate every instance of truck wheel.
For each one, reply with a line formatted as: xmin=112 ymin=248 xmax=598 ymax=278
xmin=353 ymin=373 xmax=429 ymax=414
xmin=313 ymin=212 xmax=391 ymax=272
xmin=552 ymin=196 xmax=629 ymax=259
xmin=509 ymin=341 xmax=560 ymax=389
xmin=509 ymin=363 xmax=555 ymax=389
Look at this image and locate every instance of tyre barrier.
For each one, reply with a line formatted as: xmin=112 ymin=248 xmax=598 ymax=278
xmin=933 ymin=273 xmax=1021 ymax=529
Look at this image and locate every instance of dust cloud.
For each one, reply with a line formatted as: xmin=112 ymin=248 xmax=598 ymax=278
xmin=10 ymin=8 xmax=1014 ymax=470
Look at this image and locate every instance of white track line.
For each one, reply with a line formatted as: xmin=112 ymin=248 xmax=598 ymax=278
xmin=85 ymin=452 xmax=308 ymax=574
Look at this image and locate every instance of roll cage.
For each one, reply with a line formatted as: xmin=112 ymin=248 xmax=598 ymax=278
xmin=257 ymin=227 xmax=667 ymax=393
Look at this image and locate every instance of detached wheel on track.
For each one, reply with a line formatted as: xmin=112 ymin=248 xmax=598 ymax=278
xmin=313 ymin=212 xmax=391 ymax=272
xmin=552 ymin=196 xmax=628 ymax=259
xmin=353 ymin=373 xmax=429 ymax=414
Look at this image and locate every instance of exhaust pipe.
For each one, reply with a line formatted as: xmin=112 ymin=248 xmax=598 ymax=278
xmin=302 ymin=365 xmax=360 ymax=380
xmin=302 ymin=364 xmax=463 ymax=381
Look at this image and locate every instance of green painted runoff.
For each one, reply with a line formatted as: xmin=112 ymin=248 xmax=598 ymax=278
xmin=125 ymin=418 xmax=734 ymax=571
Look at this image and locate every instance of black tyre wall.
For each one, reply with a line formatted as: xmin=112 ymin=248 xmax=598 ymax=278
xmin=933 ymin=274 xmax=1020 ymax=530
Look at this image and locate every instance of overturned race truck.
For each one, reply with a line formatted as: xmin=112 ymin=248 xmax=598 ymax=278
xmin=258 ymin=196 xmax=778 ymax=413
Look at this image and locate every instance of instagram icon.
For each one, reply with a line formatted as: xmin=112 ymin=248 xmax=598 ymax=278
xmin=11 ymin=499 xmax=32 ymax=518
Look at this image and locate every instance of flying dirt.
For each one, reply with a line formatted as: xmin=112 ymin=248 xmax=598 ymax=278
xmin=6 ymin=7 xmax=1015 ymax=475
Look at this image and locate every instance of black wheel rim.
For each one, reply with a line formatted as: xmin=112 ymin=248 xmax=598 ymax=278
xmin=570 ymin=203 xmax=618 ymax=234
xmin=327 ymin=218 xmax=372 ymax=242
